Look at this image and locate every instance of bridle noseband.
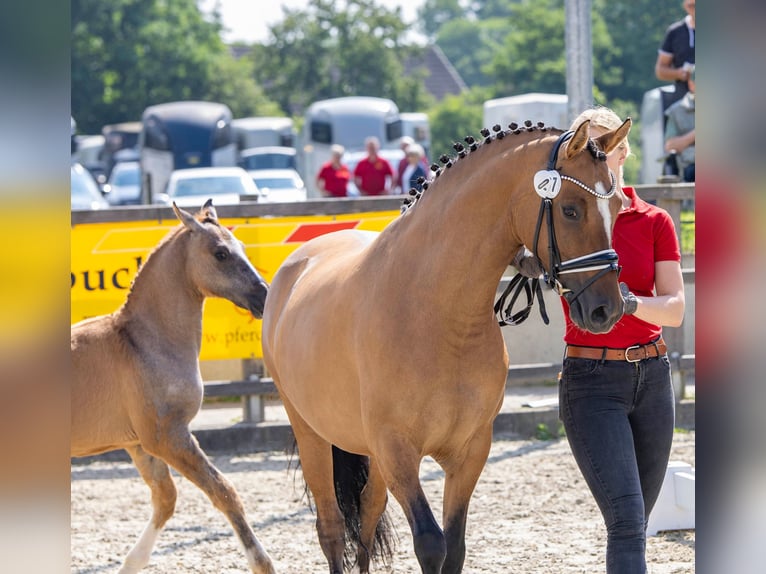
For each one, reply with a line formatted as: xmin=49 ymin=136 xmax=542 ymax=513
xmin=495 ymin=130 xmax=620 ymax=326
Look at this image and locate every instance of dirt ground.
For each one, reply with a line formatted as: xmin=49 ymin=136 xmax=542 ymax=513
xmin=71 ymin=431 xmax=695 ymax=573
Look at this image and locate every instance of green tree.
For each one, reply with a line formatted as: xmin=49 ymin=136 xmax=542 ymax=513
xmin=427 ymin=87 xmax=488 ymax=161
xmin=71 ymin=0 xmax=277 ymax=134
xmin=485 ymin=0 xmax=621 ymax=99
xmin=416 ymin=0 xmax=468 ymax=41
xmin=254 ymin=0 xmax=430 ymax=116
xmin=434 ymin=18 xmax=507 ymax=88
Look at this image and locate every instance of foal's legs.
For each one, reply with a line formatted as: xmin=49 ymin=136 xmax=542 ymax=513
xmin=282 ymin=400 xmax=346 ymax=574
xmin=120 ymin=445 xmax=177 ymax=574
xmin=143 ymin=428 xmax=276 ymax=574
xmin=439 ymin=426 xmax=493 ymax=574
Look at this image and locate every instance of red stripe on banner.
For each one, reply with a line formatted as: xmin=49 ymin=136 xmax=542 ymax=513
xmin=285 ymin=221 xmax=360 ymax=243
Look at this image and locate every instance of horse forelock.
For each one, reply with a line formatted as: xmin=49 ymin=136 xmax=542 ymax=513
xmin=400 ymin=121 xmax=563 ymax=214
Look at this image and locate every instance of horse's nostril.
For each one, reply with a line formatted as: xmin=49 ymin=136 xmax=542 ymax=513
xmin=590 ymin=306 xmax=608 ymax=326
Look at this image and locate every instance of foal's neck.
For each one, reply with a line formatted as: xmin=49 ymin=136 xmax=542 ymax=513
xmin=120 ymin=230 xmax=204 ymax=352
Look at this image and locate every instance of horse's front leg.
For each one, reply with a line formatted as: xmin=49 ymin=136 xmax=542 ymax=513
xmin=375 ymin=438 xmax=446 ymax=573
xmin=142 ymin=426 xmax=276 ymax=574
xmin=439 ymin=425 xmax=493 ymax=574
xmin=281 ymin=398 xmax=346 ymax=574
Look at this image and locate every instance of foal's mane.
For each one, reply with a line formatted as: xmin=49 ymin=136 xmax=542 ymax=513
xmin=400 ymin=120 xmax=606 ymax=213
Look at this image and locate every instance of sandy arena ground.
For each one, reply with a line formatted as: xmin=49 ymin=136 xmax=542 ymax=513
xmin=71 ymin=431 xmax=694 ymax=573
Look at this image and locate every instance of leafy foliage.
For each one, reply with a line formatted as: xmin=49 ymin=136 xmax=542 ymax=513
xmin=71 ymin=0 xmax=278 ymax=133
xmin=251 ymin=0 xmax=431 ymax=116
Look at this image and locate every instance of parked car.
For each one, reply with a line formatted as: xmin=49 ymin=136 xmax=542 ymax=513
xmin=103 ymin=161 xmax=142 ymax=205
xmin=71 ymin=162 xmax=109 ymax=210
xmin=343 ymin=148 xmax=405 ymax=196
xmin=248 ymin=168 xmax=307 ymax=203
xmin=238 ymin=146 xmax=297 ymax=171
xmin=157 ymin=167 xmax=259 ymax=207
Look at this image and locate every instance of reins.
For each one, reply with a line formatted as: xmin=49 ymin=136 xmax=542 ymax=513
xmin=495 ymin=130 xmax=620 ymax=327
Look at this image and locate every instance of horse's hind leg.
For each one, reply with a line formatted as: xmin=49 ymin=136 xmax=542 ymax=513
xmin=120 ymin=445 xmax=177 ymax=574
xmin=144 ymin=429 xmax=276 ymax=574
xmin=356 ymin=458 xmax=390 ymax=573
xmin=440 ymin=426 xmax=493 ymax=574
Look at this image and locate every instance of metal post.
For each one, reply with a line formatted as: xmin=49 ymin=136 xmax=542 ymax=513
xmin=565 ymin=0 xmax=594 ymax=124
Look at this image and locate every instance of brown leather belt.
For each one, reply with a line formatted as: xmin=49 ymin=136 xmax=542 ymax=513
xmin=565 ymin=338 xmax=667 ymax=363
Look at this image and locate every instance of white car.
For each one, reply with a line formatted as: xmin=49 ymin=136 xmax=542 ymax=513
xmin=248 ymin=168 xmax=307 ymax=203
xmin=71 ymin=162 xmax=109 ymax=210
xmin=158 ymin=167 xmax=259 ymax=207
xmin=104 ymin=160 xmax=141 ymax=205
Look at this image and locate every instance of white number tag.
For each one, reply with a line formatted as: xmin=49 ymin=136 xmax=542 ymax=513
xmin=533 ymin=170 xmax=561 ymax=199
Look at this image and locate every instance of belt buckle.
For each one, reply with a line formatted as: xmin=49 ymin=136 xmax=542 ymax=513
xmin=625 ymin=344 xmax=641 ymax=363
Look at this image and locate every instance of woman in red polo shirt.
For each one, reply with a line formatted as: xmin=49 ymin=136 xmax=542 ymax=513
xmin=316 ymin=144 xmax=350 ymax=198
xmin=515 ymin=106 xmax=686 ymax=572
xmin=559 ymin=107 xmax=686 ymax=573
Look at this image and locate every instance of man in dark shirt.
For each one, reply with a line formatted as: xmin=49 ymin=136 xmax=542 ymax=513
xmin=655 ymin=0 xmax=696 ymax=106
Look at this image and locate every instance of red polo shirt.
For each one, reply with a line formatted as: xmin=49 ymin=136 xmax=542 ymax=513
xmin=317 ymin=162 xmax=350 ymax=197
xmin=561 ymin=186 xmax=681 ymax=348
xmin=354 ymin=156 xmax=394 ymax=196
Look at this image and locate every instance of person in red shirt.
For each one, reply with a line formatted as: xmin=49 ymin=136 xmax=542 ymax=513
xmin=316 ymin=144 xmax=350 ymax=198
xmin=353 ymin=136 xmax=394 ymax=196
xmin=516 ymin=106 xmax=685 ymax=573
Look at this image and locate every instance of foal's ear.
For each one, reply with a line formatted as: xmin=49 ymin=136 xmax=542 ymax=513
xmin=564 ymin=119 xmax=591 ymax=159
xmin=200 ymin=198 xmax=218 ymax=222
xmin=595 ymin=118 xmax=632 ymax=156
xmin=173 ymin=202 xmax=205 ymax=232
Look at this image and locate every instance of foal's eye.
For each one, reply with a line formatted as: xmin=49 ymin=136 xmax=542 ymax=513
xmin=214 ymin=250 xmax=229 ymax=261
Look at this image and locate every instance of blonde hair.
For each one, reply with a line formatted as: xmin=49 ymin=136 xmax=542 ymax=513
xmin=569 ymin=106 xmax=631 ymax=157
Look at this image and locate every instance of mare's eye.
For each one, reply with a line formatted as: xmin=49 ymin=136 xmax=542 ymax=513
xmin=562 ymin=206 xmax=578 ymax=219
xmin=214 ymin=250 xmax=229 ymax=261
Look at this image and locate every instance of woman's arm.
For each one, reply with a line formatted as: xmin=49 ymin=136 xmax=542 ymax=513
xmin=633 ymin=260 xmax=686 ymax=327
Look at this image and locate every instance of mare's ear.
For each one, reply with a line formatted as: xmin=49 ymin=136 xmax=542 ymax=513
xmin=173 ymin=202 xmax=205 ymax=232
xmin=595 ymin=118 xmax=632 ymax=156
xmin=201 ymin=198 xmax=218 ymax=222
xmin=564 ymin=119 xmax=591 ymax=159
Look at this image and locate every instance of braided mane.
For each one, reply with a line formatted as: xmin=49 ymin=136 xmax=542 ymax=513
xmin=400 ymin=120 xmax=606 ymax=213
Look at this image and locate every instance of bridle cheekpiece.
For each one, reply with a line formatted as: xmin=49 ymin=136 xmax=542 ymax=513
xmin=495 ymin=130 xmax=620 ymax=326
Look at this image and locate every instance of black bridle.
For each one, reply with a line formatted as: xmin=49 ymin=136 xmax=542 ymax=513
xmin=495 ymin=130 xmax=620 ymax=326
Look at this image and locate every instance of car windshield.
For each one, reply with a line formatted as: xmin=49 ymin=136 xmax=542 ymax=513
xmin=113 ymin=167 xmax=140 ymax=186
xmin=253 ymin=177 xmax=297 ymax=190
xmin=242 ymin=153 xmax=295 ymax=170
xmin=172 ymin=176 xmax=245 ymax=197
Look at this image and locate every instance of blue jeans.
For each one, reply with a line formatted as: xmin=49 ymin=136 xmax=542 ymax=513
xmin=559 ymin=353 xmax=675 ymax=574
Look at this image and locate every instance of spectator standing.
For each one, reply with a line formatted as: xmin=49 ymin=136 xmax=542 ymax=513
xmin=394 ymin=136 xmax=415 ymax=194
xmin=316 ymin=144 xmax=350 ymax=198
xmin=655 ymin=0 xmax=696 ymax=106
xmin=664 ymin=73 xmax=695 ymax=182
xmin=400 ymin=144 xmax=428 ymax=194
xmin=395 ymin=136 xmax=431 ymax=193
xmin=353 ymin=137 xmax=394 ymax=196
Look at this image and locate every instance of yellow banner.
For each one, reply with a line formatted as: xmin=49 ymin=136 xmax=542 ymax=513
xmin=71 ymin=210 xmax=398 ymax=360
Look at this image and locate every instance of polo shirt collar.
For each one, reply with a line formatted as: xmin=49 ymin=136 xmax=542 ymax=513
xmin=620 ymin=186 xmax=652 ymax=215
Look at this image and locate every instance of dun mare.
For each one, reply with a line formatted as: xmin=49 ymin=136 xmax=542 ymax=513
xmin=71 ymin=201 xmax=275 ymax=574
xmin=262 ymin=118 xmax=632 ymax=573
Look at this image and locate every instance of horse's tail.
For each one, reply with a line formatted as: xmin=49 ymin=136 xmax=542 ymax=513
xmin=332 ymin=445 xmax=397 ymax=570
